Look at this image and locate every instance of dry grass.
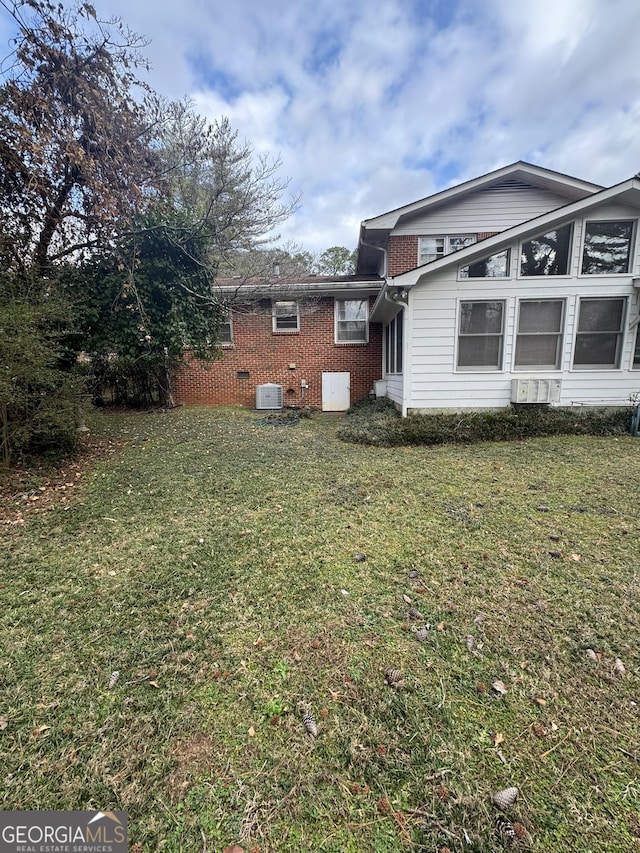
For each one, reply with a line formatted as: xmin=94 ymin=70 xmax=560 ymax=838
xmin=1 ymin=406 xmax=639 ymax=851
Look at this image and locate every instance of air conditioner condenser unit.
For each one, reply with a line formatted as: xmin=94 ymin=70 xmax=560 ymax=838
xmin=511 ymin=378 xmax=561 ymax=404
xmin=255 ymin=383 xmax=283 ymax=410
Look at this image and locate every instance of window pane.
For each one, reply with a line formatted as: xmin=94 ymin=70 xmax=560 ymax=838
xmin=385 ymin=324 xmax=391 ymax=372
xmin=634 ymin=329 xmax=640 ymax=368
xmin=460 ymin=301 xmax=503 ymax=334
xmin=457 ymin=336 xmax=502 ymax=367
xmin=518 ymin=300 xmax=563 ymax=333
xmin=573 ymin=334 xmax=620 ymax=366
xmin=520 ymin=224 xmax=572 ymax=276
xmin=460 ymin=250 xmax=509 ymax=278
xmin=276 ymin=315 xmax=298 ymax=330
xmin=448 ymin=235 xmax=476 ymax=253
xmin=581 ymin=220 xmax=633 ymax=274
xmin=274 ymin=301 xmax=297 ymax=316
xmin=396 ymin=309 xmax=403 ymax=373
xmin=515 ymin=335 xmax=560 ymax=366
xmin=577 ymin=299 xmax=624 ymax=332
xmin=219 ymin=311 xmax=232 ymax=343
xmin=338 ymin=299 xmax=367 ymax=321
xmin=419 ymin=237 xmax=445 ymax=264
xmin=339 ymin=321 xmax=367 ymax=341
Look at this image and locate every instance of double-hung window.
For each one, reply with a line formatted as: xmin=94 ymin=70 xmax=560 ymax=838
xmin=272 ymin=300 xmax=299 ymax=332
xmin=419 ymin=234 xmax=476 ymax=265
xmin=385 ymin=309 xmax=403 ymax=374
xmin=457 ymin=300 xmax=505 ymax=369
xmin=335 ymin=298 xmax=368 ymax=343
xmin=581 ymin=221 xmax=634 ymax=274
xmin=573 ymin=298 xmax=626 ymax=368
xmin=218 ymin=310 xmax=233 ymax=345
xmin=515 ymin=300 xmax=565 ymax=369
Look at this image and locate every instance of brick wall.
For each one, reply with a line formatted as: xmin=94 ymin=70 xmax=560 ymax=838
xmin=388 ymin=235 xmax=419 ymax=276
xmin=173 ymin=295 xmax=383 ymax=409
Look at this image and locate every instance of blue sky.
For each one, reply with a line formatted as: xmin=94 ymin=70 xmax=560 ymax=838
xmin=2 ymin=0 xmax=639 ymax=253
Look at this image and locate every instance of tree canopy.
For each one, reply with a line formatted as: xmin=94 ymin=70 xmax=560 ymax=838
xmin=0 ymin=0 xmax=161 ymax=276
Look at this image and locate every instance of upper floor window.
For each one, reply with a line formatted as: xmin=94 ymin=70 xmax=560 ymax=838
xmin=336 ymin=298 xmax=368 ymax=343
xmin=573 ymin=297 xmax=626 ymax=368
xmin=419 ymin=234 xmax=476 ymax=265
xmin=272 ymin=300 xmax=299 ymax=332
xmin=581 ymin=220 xmax=634 ymax=274
xmin=520 ymin=224 xmax=572 ymax=276
xmin=457 ymin=300 xmax=505 ymax=369
xmin=515 ymin=300 xmax=564 ymax=369
xmin=459 ymin=249 xmax=510 ymax=279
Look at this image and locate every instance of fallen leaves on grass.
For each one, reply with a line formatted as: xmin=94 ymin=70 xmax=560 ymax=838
xmin=377 ymin=797 xmax=392 ymax=815
xmin=492 ymin=680 xmax=508 ymax=696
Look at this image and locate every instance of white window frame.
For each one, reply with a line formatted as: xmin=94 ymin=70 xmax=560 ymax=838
xmin=335 ymin=298 xmax=369 ymax=344
xmin=458 ymin=249 xmax=511 ymax=280
xmin=572 ymin=297 xmax=627 ymax=369
xmin=514 ymin=299 xmax=565 ymax=370
xmin=456 ymin=299 xmax=505 ymax=371
xmin=633 ymin=323 xmax=640 ymax=370
xmin=419 ymin=234 xmax=476 ymax=265
xmin=272 ymin=300 xmax=300 ymax=333
xmin=519 ymin=224 xmax=573 ymax=277
xmin=580 ymin=219 xmax=635 ymax=276
xmin=219 ymin=309 xmax=233 ymax=346
xmin=384 ymin=309 xmax=403 ymax=374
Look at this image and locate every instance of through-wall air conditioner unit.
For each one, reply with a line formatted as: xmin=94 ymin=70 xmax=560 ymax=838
xmin=255 ymin=383 xmax=283 ymax=410
xmin=511 ymin=378 xmax=561 ymax=404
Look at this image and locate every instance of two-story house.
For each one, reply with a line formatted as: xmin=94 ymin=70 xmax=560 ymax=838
xmin=173 ymin=162 xmax=640 ymax=413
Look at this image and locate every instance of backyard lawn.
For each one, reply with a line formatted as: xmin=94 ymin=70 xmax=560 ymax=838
xmin=1 ymin=407 xmax=639 ymax=852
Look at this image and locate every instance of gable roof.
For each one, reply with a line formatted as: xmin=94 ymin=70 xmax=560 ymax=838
xmin=357 ymin=162 xmax=603 ymax=275
xmin=370 ymin=175 xmax=640 ymax=322
xmin=363 ymin=161 xmax=603 ymax=231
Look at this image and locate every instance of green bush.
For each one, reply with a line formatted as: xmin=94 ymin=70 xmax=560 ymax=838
xmin=337 ymin=397 xmax=632 ymax=447
xmin=0 ymin=294 xmax=81 ymax=464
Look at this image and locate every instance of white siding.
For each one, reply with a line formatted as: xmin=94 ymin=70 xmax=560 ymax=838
xmin=405 ymin=203 xmax=640 ymax=411
xmin=392 ymin=186 xmax=570 ymax=237
xmin=385 ymin=375 xmax=403 ymax=407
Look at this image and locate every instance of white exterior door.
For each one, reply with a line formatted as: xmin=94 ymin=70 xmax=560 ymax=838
xmin=322 ymin=372 xmax=351 ymax=411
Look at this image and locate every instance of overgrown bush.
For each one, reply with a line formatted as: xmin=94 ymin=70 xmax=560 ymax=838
xmin=337 ymin=397 xmax=632 ymax=447
xmin=0 ymin=293 xmax=81 ymax=464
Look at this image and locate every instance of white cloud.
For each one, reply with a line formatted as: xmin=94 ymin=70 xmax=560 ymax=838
xmin=2 ymin=0 xmax=639 ymax=251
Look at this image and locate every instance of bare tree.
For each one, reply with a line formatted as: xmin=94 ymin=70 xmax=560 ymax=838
xmin=0 ymin=0 xmax=161 ymax=276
